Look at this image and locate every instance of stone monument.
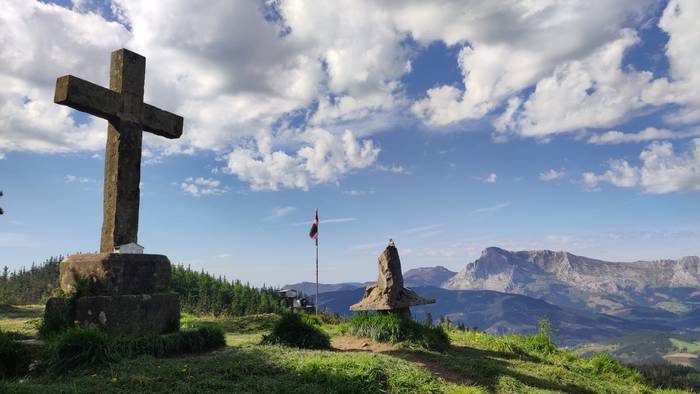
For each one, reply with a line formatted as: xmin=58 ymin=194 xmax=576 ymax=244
xmin=350 ymin=239 xmax=435 ymax=317
xmin=44 ymin=48 xmax=183 ymax=336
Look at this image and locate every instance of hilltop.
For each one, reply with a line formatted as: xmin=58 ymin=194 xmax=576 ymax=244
xmin=0 ymin=309 xmax=688 ymax=393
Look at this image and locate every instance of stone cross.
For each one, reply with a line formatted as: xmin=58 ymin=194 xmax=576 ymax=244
xmin=54 ymin=49 xmax=183 ymax=253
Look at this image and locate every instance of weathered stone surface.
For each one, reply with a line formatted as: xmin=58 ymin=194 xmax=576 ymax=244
xmin=44 ymin=297 xmax=74 ymax=332
xmin=75 ymin=293 xmax=180 ymax=336
xmin=350 ymin=240 xmax=435 ymax=312
xmin=60 ymin=253 xmax=171 ymax=296
xmin=53 ymin=48 xmax=183 ymax=253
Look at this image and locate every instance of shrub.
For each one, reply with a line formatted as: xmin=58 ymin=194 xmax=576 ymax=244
xmin=44 ymin=326 xmax=114 ymax=373
xmin=43 ymin=325 xmax=226 ymax=374
xmin=317 ymin=311 xmax=344 ymax=325
xmin=113 ymin=326 xmax=226 ymax=358
xmin=0 ymin=330 xmax=31 ymax=379
xmin=261 ymin=313 xmax=331 ymax=349
xmin=348 ymin=313 xmax=450 ymax=352
xmin=589 ymin=353 xmax=641 ymax=382
xmin=515 ymin=320 xmax=558 ymax=355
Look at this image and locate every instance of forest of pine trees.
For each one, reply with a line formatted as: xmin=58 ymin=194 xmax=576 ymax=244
xmin=0 ymin=257 xmax=285 ymax=316
xmin=0 ymin=256 xmax=61 ymax=304
xmin=171 ymin=264 xmax=285 ymax=316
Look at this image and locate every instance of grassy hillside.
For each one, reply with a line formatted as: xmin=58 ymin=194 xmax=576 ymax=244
xmin=0 ymin=307 xmax=689 ymax=393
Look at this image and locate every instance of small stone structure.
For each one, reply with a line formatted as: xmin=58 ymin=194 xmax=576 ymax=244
xmin=350 ymin=240 xmax=435 ymax=316
xmin=44 ymin=49 xmax=183 ymax=336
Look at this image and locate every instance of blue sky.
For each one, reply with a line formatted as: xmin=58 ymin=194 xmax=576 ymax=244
xmin=0 ymin=0 xmax=699 ymax=286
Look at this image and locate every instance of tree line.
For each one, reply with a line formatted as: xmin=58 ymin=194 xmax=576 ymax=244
xmin=172 ymin=264 xmax=285 ymax=316
xmin=0 ymin=257 xmax=285 ymax=316
xmin=0 ymin=256 xmax=61 ymax=304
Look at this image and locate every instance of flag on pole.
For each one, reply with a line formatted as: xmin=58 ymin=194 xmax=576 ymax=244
xmin=309 ymin=209 xmax=319 ymax=245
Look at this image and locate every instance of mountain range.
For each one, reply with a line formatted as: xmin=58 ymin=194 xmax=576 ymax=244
xmin=286 ymin=246 xmax=700 ymax=350
xmin=444 ymin=247 xmax=700 ymax=313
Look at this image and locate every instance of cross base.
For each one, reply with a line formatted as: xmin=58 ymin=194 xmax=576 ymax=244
xmin=59 ymin=253 xmax=172 ymax=296
xmin=45 ymin=252 xmax=181 ymax=336
xmin=45 ymin=293 xmax=180 ymax=336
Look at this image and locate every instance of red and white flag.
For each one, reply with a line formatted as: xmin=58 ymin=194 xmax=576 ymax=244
xmin=309 ymin=209 xmax=319 ymax=245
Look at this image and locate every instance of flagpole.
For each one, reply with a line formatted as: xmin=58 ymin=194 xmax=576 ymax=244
xmin=315 ymin=238 xmax=319 ymax=316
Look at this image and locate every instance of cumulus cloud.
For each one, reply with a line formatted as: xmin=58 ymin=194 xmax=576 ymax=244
xmin=180 ymin=177 xmax=229 ymax=197
xmin=643 ymin=0 xmax=700 ymax=125
xmin=587 ymin=127 xmax=700 ymax=144
xmin=225 ymin=129 xmax=379 ymax=191
xmin=409 ymin=1 xmax=653 ymax=127
xmin=411 ymin=0 xmax=700 ymax=141
xmin=583 ymin=138 xmax=700 ymax=193
xmin=0 ymin=1 xmax=128 ymax=154
xmin=497 ymin=30 xmax=653 ymax=137
xmin=4 ymin=0 xmax=700 ymax=192
xmin=539 ymin=169 xmax=567 ymax=181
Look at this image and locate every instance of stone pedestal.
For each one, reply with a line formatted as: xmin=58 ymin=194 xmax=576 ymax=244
xmin=75 ymin=293 xmax=179 ymax=336
xmin=59 ymin=253 xmax=171 ymax=295
xmin=45 ymin=253 xmax=180 ymax=336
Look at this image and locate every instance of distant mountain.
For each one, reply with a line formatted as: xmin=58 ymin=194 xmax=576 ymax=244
xmin=404 ymin=266 xmax=457 ymax=287
xmin=282 ymin=281 xmax=369 ymax=296
xmin=444 ymin=247 xmax=700 ymax=313
xmin=285 ymin=266 xmax=456 ymax=296
xmin=318 ymin=286 xmax=670 ymax=346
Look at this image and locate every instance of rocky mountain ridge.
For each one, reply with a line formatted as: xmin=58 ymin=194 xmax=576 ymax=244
xmin=444 ymin=247 xmax=700 ymax=312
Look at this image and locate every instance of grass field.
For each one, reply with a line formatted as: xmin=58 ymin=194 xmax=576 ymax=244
xmin=0 ymin=304 xmax=42 ymax=335
xmin=670 ymin=338 xmax=700 ymax=354
xmin=0 ymin=306 xmax=688 ymax=393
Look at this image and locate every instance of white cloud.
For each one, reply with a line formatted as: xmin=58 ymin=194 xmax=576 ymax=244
xmin=0 ymin=1 xmax=127 ymax=154
xmin=180 ymin=176 xmax=229 ymax=197
xmin=269 ymin=206 xmax=297 ymax=220
xmin=5 ymin=0 xmax=700 ymax=193
xmin=484 ymin=173 xmax=497 ymax=183
xmin=497 ymin=29 xmax=653 ymax=137
xmin=225 ymin=129 xmax=379 ymax=191
xmin=342 ymin=189 xmax=373 ymax=196
xmin=0 ymin=152 xmax=5 ymax=160
xmin=409 ymin=1 xmax=653 ymax=127
xmin=583 ymin=138 xmax=700 ymax=193
xmin=587 ymin=127 xmax=700 ymax=144
xmin=643 ymin=0 xmax=700 ymax=125
xmin=64 ymin=175 xmax=90 ymax=183
xmin=410 ymin=0 xmax=700 ymax=141
xmin=376 ymin=164 xmax=409 ymax=174
xmin=539 ymin=169 xmax=566 ymax=181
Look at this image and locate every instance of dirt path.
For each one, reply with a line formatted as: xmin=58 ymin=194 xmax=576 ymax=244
xmin=331 ymin=336 xmax=473 ymax=386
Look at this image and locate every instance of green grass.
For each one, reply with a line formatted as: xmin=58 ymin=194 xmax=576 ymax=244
xmin=348 ymin=313 xmax=451 ymax=352
xmin=43 ymin=325 xmax=226 ymax=374
xmin=261 ymin=313 xmax=331 ymax=349
xmin=670 ymin=338 xmax=700 ymax=353
xmin=0 ymin=304 xmax=42 ymax=336
xmin=0 ymin=329 xmax=32 ymax=378
xmin=0 ymin=307 xmax=688 ymax=393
